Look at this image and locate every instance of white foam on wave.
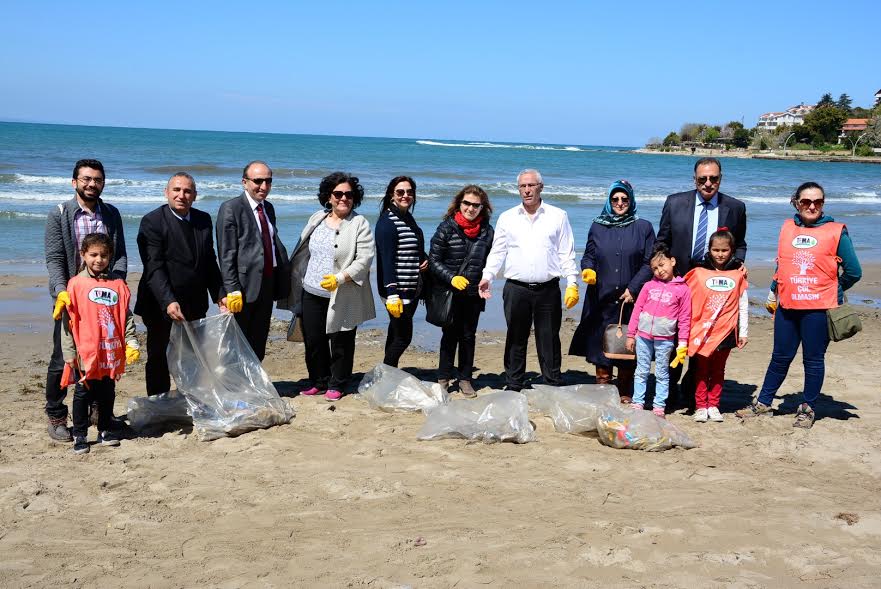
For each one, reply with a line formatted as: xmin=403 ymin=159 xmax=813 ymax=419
xmin=416 ymin=140 xmax=585 ymax=152
xmin=0 ymin=191 xmax=167 ymax=203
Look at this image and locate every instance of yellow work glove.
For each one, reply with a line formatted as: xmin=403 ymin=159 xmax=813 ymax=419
xmin=669 ymin=345 xmax=688 ymax=368
xmin=451 ymin=276 xmax=469 ymax=291
xmin=581 ymin=268 xmax=597 ymax=285
xmin=52 ymin=291 xmax=71 ymax=320
xmin=226 ymin=291 xmax=243 ymax=313
xmin=125 ymin=344 xmax=140 ymax=365
xmin=564 ymin=285 xmax=579 ymax=309
xmin=320 ymin=274 xmax=339 ymax=292
xmin=765 ymin=290 xmax=777 ymax=314
xmin=385 ymin=294 xmax=403 ymax=318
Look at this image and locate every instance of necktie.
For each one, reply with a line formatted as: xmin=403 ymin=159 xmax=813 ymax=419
xmin=692 ymin=201 xmax=709 ymax=261
xmin=256 ymin=204 xmax=273 ymax=278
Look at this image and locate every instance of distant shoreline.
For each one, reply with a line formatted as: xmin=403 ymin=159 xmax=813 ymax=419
xmin=634 ymin=147 xmax=881 ymax=165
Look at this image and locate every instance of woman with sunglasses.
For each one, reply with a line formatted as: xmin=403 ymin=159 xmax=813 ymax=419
xmin=737 ymin=182 xmax=861 ymax=429
xmin=569 ymin=180 xmax=655 ymax=403
xmin=427 ymin=185 xmax=494 ymax=397
xmin=375 ymin=176 xmax=428 ymax=367
xmin=281 ymin=172 xmax=376 ymax=401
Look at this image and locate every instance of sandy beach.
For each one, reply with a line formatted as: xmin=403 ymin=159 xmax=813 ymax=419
xmin=2 ymin=271 xmax=881 ymax=588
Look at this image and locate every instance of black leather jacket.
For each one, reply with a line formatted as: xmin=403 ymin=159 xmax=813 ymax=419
xmin=428 ymin=217 xmax=494 ymax=297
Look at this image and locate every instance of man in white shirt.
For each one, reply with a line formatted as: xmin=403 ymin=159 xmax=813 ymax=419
xmin=478 ymin=169 xmax=579 ymax=390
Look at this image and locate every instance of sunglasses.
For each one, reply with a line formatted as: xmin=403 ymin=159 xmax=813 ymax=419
xmin=461 ymin=200 xmax=483 ymax=209
xmin=247 ymin=177 xmax=273 ymax=185
xmin=394 ymin=188 xmax=415 ymax=197
xmin=610 ymin=197 xmax=630 ymax=204
xmin=798 ymin=198 xmax=824 ymax=208
xmin=331 ymin=190 xmax=355 ymax=200
xmin=696 ymin=175 xmax=721 ymax=185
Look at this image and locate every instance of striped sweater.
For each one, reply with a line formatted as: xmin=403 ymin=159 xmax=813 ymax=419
xmin=375 ymin=207 xmax=425 ymax=302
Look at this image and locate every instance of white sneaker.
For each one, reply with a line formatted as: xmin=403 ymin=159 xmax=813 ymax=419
xmin=693 ymin=408 xmax=708 ymax=422
xmin=707 ymin=407 xmax=724 ymax=422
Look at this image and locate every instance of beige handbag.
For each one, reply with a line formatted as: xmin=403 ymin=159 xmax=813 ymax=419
xmin=286 ymin=315 xmax=304 ymax=343
xmin=602 ymin=302 xmax=636 ymax=360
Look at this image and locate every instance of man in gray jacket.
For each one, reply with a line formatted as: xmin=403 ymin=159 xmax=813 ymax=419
xmin=44 ymin=159 xmax=127 ymax=442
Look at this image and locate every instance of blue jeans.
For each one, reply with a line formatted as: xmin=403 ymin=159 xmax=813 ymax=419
xmin=758 ymin=308 xmax=829 ymax=409
xmin=633 ymin=336 xmax=674 ymax=409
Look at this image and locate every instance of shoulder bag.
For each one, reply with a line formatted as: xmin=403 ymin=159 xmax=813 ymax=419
xmin=827 ymin=295 xmax=862 ymax=342
xmin=426 ymin=241 xmax=474 ymax=328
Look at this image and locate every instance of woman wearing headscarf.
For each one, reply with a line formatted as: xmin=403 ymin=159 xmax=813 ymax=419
xmin=569 ymin=180 xmax=655 ymax=403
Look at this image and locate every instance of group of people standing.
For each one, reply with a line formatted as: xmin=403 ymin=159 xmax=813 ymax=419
xmin=44 ymin=156 xmax=862 ymax=453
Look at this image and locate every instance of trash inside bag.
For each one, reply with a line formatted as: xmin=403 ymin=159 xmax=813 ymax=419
xmin=357 ymin=363 xmax=448 ymax=413
xmin=126 ymin=391 xmax=192 ymax=431
xmin=526 ymin=384 xmax=620 ymax=434
xmin=168 ymin=314 xmax=294 ymax=440
xmin=417 ymin=390 xmax=535 ymax=443
xmin=596 ymin=405 xmax=696 ymax=451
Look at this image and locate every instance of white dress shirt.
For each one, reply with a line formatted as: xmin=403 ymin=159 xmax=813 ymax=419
xmin=481 ymin=200 xmax=578 ymax=287
xmin=691 ymin=190 xmax=719 ymax=256
xmin=244 ymin=191 xmax=277 ymax=267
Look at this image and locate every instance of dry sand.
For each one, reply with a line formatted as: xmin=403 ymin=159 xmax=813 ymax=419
xmin=2 ymin=272 xmax=881 ymax=588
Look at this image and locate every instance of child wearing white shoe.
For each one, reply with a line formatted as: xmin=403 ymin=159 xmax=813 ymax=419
xmin=684 ymin=229 xmax=748 ymax=423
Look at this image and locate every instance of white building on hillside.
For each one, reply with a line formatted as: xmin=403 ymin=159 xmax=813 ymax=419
xmin=756 ymin=103 xmax=815 ymax=130
xmin=875 ymin=89 xmax=881 ymax=106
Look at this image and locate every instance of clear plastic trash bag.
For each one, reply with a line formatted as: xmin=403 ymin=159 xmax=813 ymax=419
xmin=417 ymin=390 xmax=535 ymax=443
xmin=596 ymin=405 xmax=696 ymax=451
xmin=357 ymin=363 xmax=448 ymax=413
xmin=526 ymin=383 xmax=620 ymax=434
xmin=168 ymin=314 xmax=294 ymax=441
xmin=126 ymin=391 xmax=192 ymax=431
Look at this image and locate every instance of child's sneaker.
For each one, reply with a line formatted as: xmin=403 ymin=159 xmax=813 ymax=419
xmin=693 ymin=408 xmax=708 ymax=422
xmin=793 ymin=403 xmax=815 ymax=429
xmin=652 ymin=407 xmax=666 ymax=419
xmin=97 ymin=430 xmax=120 ymax=447
xmin=735 ymin=401 xmax=773 ymax=419
xmin=629 ymin=402 xmax=644 ymax=411
xmin=72 ymin=436 xmax=89 ymax=455
xmin=707 ymin=407 xmax=724 ymax=422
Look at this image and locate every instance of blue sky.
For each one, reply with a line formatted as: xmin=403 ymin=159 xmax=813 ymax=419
xmin=1 ymin=1 xmax=878 ymax=146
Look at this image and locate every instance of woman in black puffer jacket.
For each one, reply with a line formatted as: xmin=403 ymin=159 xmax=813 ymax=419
xmin=428 ymin=185 xmax=494 ymax=397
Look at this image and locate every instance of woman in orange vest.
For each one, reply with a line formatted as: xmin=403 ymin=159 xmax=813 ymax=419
xmin=684 ymin=229 xmax=748 ymax=423
xmin=58 ymin=233 xmax=140 ymax=454
xmin=737 ymin=182 xmax=861 ymax=429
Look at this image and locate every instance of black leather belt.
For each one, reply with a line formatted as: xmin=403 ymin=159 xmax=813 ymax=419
xmin=507 ymin=277 xmax=560 ymax=290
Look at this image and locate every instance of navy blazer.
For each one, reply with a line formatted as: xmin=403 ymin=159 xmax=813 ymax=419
xmin=657 ymin=190 xmax=747 ymax=275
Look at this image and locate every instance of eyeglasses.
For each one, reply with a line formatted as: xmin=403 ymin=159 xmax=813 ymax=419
xmin=696 ymin=175 xmax=721 ymax=185
xmin=518 ymin=183 xmax=540 ymax=190
xmin=610 ymin=197 xmax=630 ymax=204
xmin=77 ymin=176 xmax=105 ymax=185
xmin=246 ymin=177 xmax=273 ymax=185
xmin=798 ymin=198 xmax=824 ymax=208
xmin=394 ymin=188 xmax=415 ymax=197
xmin=461 ymin=200 xmax=483 ymax=209
xmin=331 ymin=190 xmax=355 ymax=200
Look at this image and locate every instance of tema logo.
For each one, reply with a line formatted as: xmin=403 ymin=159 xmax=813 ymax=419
xmin=705 ymin=277 xmax=735 ymax=292
xmin=88 ymin=287 xmax=119 ymax=306
xmin=792 ymin=235 xmax=818 ymax=249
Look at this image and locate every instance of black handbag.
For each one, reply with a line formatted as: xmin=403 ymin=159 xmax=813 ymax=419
xmin=602 ymin=301 xmax=636 ymax=360
xmin=426 ymin=244 xmax=474 ymax=328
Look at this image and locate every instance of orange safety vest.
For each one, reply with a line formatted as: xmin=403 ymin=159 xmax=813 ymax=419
xmin=62 ymin=275 xmax=130 ymax=386
xmin=775 ymin=219 xmax=842 ymax=310
xmin=684 ymin=267 xmax=747 ymax=357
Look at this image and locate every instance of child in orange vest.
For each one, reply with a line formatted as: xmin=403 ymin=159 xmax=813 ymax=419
xmin=684 ymin=229 xmax=748 ymax=423
xmin=59 ymin=233 xmax=139 ymax=454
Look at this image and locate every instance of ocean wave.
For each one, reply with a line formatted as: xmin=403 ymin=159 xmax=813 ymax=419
xmin=416 ymin=140 xmax=587 ymax=152
xmin=0 ymin=210 xmax=47 ymax=219
xmin=142 ymin=164 xmax=239 ymax=175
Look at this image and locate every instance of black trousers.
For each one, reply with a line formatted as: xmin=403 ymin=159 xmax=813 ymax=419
xmin=438 ymin=295 xmax=483 ymax=381
xmin=502 ymin=279 xmax=562 ymax=389
xmin=45 ymin=317 xmax=68 ymax=419
xmin=143 ymin=314 xmax=173 ymax=396
xmin=383 ymin=299 xmax=419 ymax=367
xmin=235 ymin=274 xmax=275 ymax=361
xmin=301 ymin=290 xmax=357 ymax=391
xmin=72 ymin=377 xmax=115 ymax=437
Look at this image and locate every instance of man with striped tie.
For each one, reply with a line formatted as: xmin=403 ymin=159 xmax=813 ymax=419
xmin=657 ymin=157 xmax=747 ymax=409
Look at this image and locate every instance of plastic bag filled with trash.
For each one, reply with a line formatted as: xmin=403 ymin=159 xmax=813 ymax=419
xmin=417 ymin=390 xmax=535 ymax=443
xmin=357 ymin=363 xmax=448 ymax=413
xmin=168 ymin=314 xmax=294 ymax=440
xmin=526 ymin=383 xmax=620 ymax=434
xmin=596 ymin=405 xmax=696 ymax=451
xmin=126 ymin=391 xmax=192 ymax=431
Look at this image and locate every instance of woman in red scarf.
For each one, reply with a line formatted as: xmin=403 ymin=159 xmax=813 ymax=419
xmin=427 ymin=185 xmax=495 ymax=397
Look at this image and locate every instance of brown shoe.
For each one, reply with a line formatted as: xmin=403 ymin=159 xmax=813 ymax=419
xmin=458 ymin=380 xmax=477 ymax=398
xmin=595 ymin=365 xmax=612 ymax=385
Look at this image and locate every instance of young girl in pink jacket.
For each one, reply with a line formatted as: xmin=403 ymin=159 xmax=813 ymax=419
xmin=625 ymin=243 xmax=691 ymax=418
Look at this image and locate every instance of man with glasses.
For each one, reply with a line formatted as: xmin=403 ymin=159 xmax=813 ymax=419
xmin=478 ymin=169 xmax=579 ymax=391
xmin=216 ymin=161 xmax=290 ymax=360
xmin=44 ymin=159 xmax=128 ymax=442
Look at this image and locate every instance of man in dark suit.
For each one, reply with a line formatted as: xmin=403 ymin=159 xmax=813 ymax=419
xmin=657 ymin=157 xmax=747 ymax=275
xmin=135 ymin=172 xmax=226 ymax=395
xmin=215 ymin=161 xmax=290 ymax=360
